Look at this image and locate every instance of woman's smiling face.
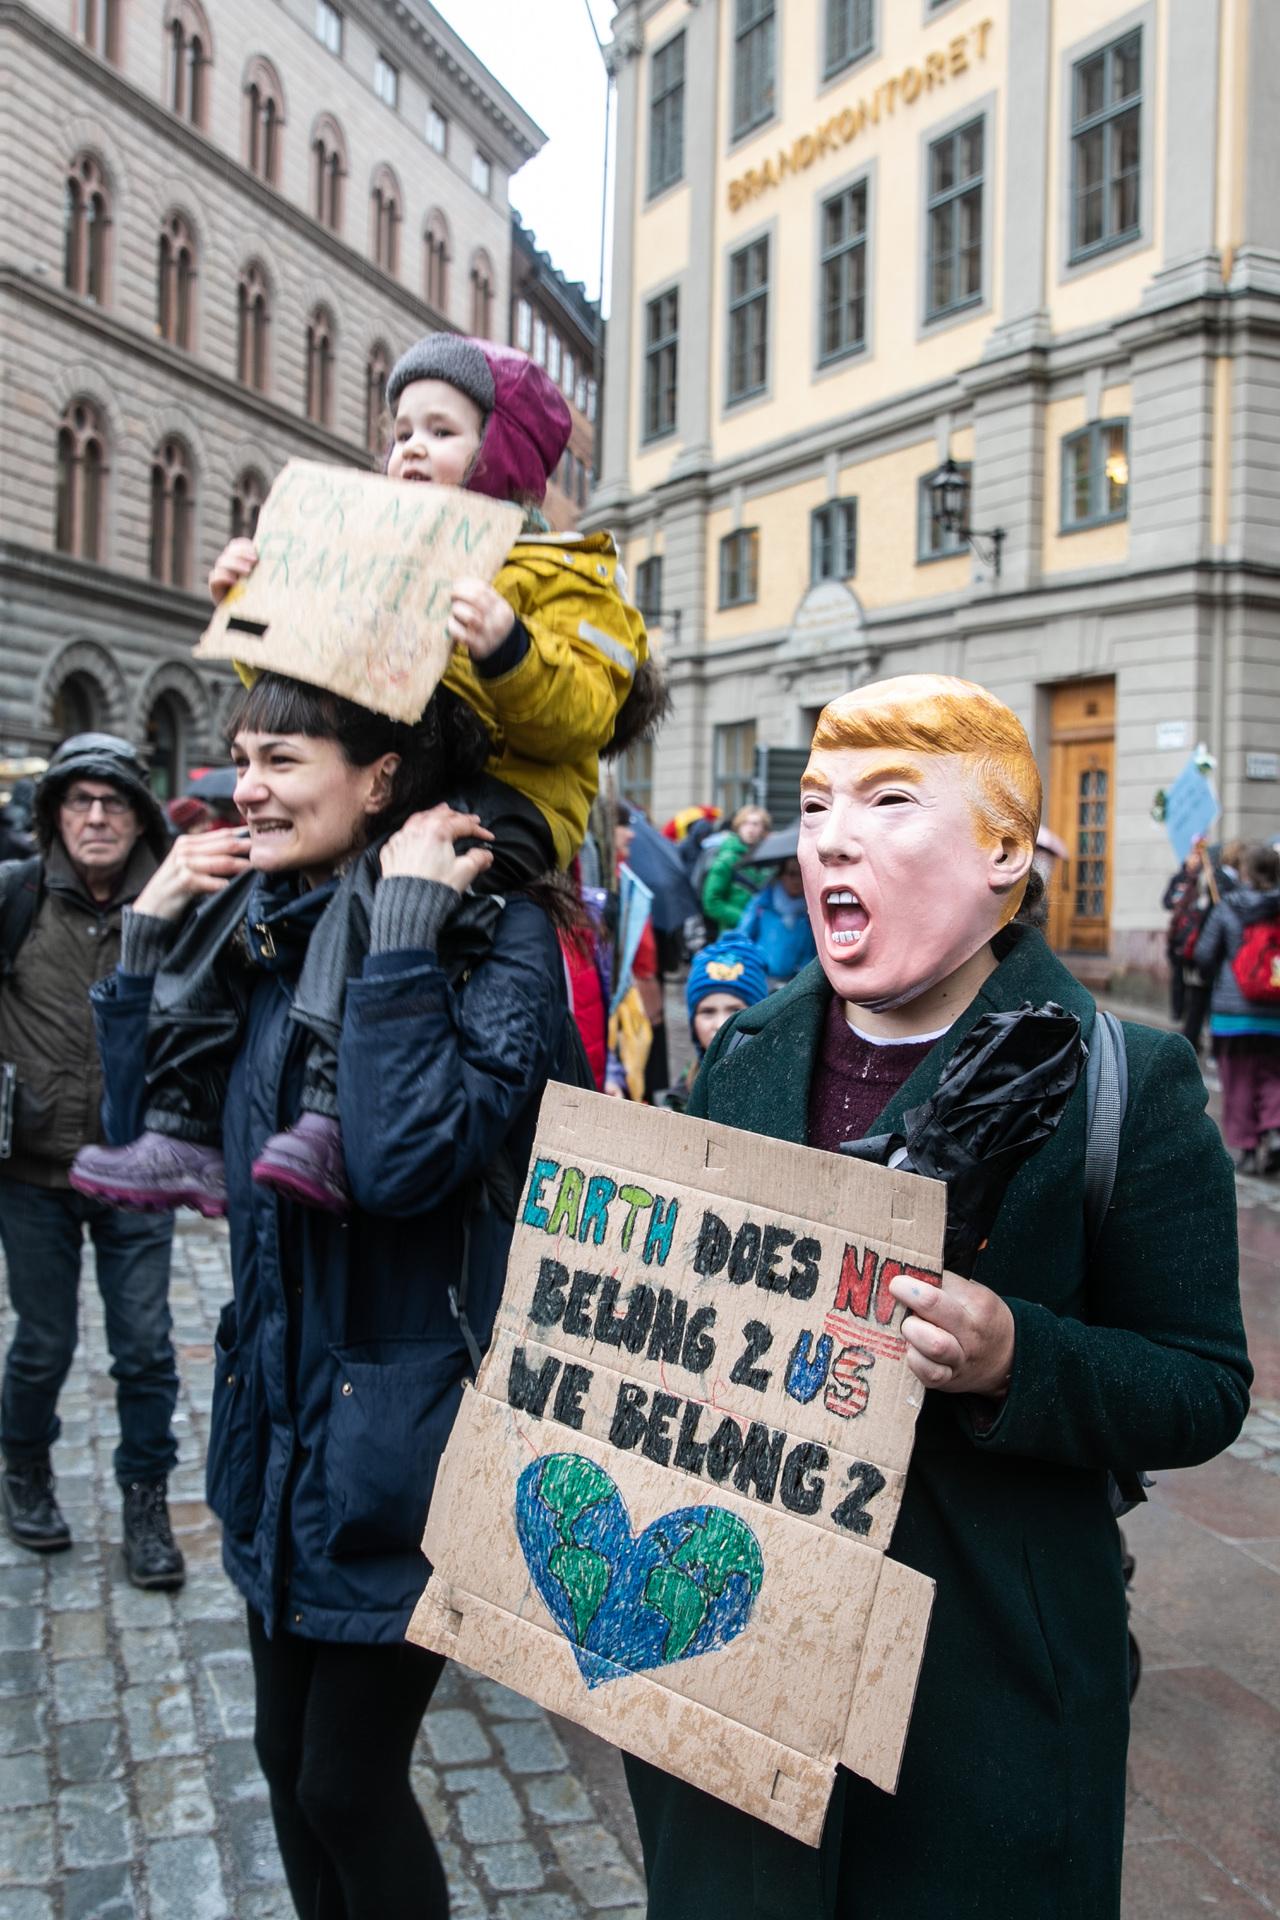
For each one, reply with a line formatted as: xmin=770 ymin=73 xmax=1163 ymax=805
xmin=230 ymin=732 xmax=396 ymax=885
xmin=797 ymin=746 xmax=1013 ymax=1012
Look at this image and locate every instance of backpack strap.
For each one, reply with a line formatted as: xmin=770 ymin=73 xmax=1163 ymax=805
xmin=0 ymin=857 xmax=44 ymax=979
xmin=1083 ymin=1009 xmax=1128 ymax=1254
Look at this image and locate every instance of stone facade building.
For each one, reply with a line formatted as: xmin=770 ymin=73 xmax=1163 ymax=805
xmin=0 ymin=0 xmax=542 ymax=794
xmin=590 ymin=0 xmax=1280 ymax=992
xmin=510 ymin=215 xmax=600 ymax=535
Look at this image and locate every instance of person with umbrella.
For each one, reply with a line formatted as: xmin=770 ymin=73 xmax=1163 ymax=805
xmin=623 ymin=673 xmax=1249 ymax=1920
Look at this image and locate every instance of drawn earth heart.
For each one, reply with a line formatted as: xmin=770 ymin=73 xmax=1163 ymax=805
xmin=514 ymin=1452 xmax=765 ymax=1688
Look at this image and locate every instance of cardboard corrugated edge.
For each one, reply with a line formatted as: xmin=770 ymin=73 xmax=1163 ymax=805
xmin=839 ymin=1560 xmax=935 ymax=1794
xmin=409 ymin=1576 xmax=837 ymax=1845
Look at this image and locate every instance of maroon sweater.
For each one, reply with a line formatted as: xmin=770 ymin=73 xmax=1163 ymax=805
xmin=806 ymin=994 xmax=941 ymax=1150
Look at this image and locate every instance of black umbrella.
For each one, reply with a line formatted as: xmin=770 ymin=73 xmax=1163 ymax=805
xmin=738 ymin=820 xmax=800 ymax=871
xmin=841 ymin=1002 xmax=1086 ymax=1275
xmin=618 ymin=810 xmax=700 ymax=933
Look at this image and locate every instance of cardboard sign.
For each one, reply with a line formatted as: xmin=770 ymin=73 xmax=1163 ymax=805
xmin=194 ymin=461 xmax=522 ymax=723
xmin=408 ymin=1085 xmax=946 ymax=1846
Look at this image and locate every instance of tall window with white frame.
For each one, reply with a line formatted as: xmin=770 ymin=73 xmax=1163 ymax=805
xmin=811 ymin=500 xmax=857 ymax=582
xmin=515 ymin=298 xmax=533 ymax=352
xmin=648 ymin=32 xmax=685 ymax=198
xmin=374 ymin=54 xmax=398 ymax=109
xmin=315 ymin=0 xmax=342 ymax=55
xmin=727 ymin=237 xmax=769 ymax=405
xmin=719 ymin=527 xmax=759 ymax=607
xmin=713 ymin=720 xmax=757 ymax=819
xmin=824 ymin=0 xmax=874 ymax=81
xmin=1070 ymin=30 xmax=1141 ymax=261
xmin=634 ymin=556 xmax=663 ymax=624
xmin=472 ymin=151 xmax=492 ymax=197
xmin=643 ymin=291 xmax=679 ymax=442
xmin=732 ymin=0 xmax=775 ymax=141
xmin=926 ymin=117 xmax=984 ymax=322
xmin=426 ymin=105 xmax=447 ymax=155
xmin=819 ymin=181 xmax=867 ymax=364
xmin=1061 ymin=420 xmax=1129 ymax=530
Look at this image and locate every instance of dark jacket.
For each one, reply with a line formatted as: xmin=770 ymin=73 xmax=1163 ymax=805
xmin=1193 ymin=886 xmax=1280 ymax=1031
xmin=626 ymin=926 xmax=1250 ymax=1920
xmin=91 ymin=874 xmax=572 ymax=1643
xmin=0 ymin=841 xmax=158 ymax=1186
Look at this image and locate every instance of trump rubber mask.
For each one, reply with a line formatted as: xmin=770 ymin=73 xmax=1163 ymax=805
xmin=798 ymin=675 xmax=1041 ymax=1014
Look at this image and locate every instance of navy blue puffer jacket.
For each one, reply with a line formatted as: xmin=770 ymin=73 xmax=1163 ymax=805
xmin=91 ymin=877 xmax=570 ymax=1643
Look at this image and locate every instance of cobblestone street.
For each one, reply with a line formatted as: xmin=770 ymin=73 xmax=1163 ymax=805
xmin=0 ymin=1219 xmax=646 ymax=1920
xmin=1 ymin=1168 xmax=1278 ymax=1917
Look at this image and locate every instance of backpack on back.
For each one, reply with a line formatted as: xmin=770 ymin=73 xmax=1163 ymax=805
xmin=1230 ymin=917 xmax=1280 ymax=1005
xmin=1168 ymin=888 xmax=1210 ymax=965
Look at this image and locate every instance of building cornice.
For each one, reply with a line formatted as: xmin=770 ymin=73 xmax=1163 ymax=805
xmin=0 ymin=538 xmax=213 ymax=627
xmin=382 ymin=0 xmax=546 ymax=166
xmin=0 ymin=0 xmax=470 ymax=320
xmin=0 ymin=268 xmax=371 ymax=467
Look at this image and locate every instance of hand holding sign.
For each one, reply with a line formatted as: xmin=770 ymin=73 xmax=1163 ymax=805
xmin=888 ymin=1269 xmax=1015 ymax=1396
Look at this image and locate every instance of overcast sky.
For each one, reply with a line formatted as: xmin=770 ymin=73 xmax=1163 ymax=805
xmin=430 ymin=0 xmax=616 ymax=309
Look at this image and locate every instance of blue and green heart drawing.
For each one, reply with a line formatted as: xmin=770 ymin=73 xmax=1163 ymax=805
xmin=515 ymin=1452 xmax=764 ymax=1688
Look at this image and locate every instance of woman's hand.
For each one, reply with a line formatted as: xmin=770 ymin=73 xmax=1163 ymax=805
xmin=379 ymin=807 xmax=494 ymax=893
xmin=448 ymin=578 xmax=516 ymax=661
xmin=887 ymin=1268 xmax=1016 ymax=1398
xmin=133 ymin=828 xmax=252 ymax=921
xmin=209 ymin=538 xmax=259 ymax=605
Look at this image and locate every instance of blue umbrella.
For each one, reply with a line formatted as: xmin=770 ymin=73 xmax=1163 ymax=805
xmin=619 ymin=810 xmax=700 ymax=932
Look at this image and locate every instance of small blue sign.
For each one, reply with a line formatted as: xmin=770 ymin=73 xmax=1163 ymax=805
xmin=1165 ymin=757 xmax=1220 ymax=862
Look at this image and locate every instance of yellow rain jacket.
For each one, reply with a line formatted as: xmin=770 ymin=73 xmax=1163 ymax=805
xmin=442 ymin=530 xmax=649 ymax=869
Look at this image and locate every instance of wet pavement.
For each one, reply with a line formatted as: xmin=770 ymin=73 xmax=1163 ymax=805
xmin=0 ymin=1157 xmax=1275 ymax=1917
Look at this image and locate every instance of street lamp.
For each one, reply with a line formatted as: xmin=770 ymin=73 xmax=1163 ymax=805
xmin=928 ymin=458 xmax=1006 ymax=580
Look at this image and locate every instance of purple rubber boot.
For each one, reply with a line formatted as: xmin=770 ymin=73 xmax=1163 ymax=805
xmin=70 ymin=1134 xmax=228 ymax=1218
xmin=252 ymin=1113 xmax=350 ymax=1215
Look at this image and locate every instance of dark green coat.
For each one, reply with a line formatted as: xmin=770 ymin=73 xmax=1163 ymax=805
xmin=625 ymin=926 xmax=1250 ymax=1920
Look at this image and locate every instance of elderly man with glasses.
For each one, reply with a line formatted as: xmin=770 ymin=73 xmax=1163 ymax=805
xmin=0 ymin=734 xmax=184 ymax=1588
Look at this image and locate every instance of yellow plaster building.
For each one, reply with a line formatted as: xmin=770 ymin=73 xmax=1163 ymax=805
xmin=588 ymin=0 xmax=1280 ymax=992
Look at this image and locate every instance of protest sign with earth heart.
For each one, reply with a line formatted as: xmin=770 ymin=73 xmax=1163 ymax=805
xmin=194 ymin=460 xmax=522 ymax=723
xmin=407 ymin=1083 xmax=946 ymax=1846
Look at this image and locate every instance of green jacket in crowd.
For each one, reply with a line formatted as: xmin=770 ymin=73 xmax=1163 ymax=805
xmin=701 ymin=834 xmax=766 ymax=933
xmin=625 ymin=924 xmax=1250 ymax=1920
xmin=0 ymin=841 xmax=158 ymax=1187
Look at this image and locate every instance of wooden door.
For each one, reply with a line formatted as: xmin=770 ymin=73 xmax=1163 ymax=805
xmin=1047 ymin=679 xmax=1115 ymax=954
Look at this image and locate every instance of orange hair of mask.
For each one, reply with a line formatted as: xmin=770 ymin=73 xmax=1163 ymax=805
xmin=808 ymin=674 xmax=1042 ymax=926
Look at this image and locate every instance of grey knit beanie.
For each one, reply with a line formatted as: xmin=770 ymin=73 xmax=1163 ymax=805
xmin=385 ymin=335 xmax=495 ymax=418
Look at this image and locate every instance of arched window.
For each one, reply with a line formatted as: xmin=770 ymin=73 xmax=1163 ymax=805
xmin=63 ymin=153 xmax=110 ymax=305
xmin=364 ymin=341 xmax=391 ymax=456
xmin=157 ymin=211 xmax=196 ymax=349
xmin=237 ymin=260 xmax=270 ymax=391
xmin=149 ymin=438 xmax=195 ymax=590
xmin=52 ymin=671 xmax=102 ymax=737
xmin=470 ymin=249 xmax=494 ymax=339
xmin=424 ymin=209 xmax=450 ymax=313
xmin=231 ymin=467 xmax=267 ymax=540
xmin=145 ymin=691 xmax=190 ymax=800
xmin=305 ymin=306 xmax=336 ymax=429
xmin=165 ymin=0 xmax=211 ymax=129
xmin=311 ymin=114 xmax=346 ymax=233
xmin=55 ymin=400 xmax=108 ymax=563
xmin=244 ymin=56 xmax=285 ymax=185
xmin=78 ymin=0 xmax=121 ymax=64
xmin=370 ymin=164 xmax=401 ymax=276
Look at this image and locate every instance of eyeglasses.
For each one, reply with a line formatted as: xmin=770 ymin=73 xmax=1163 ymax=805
xmin=62 ymin=790 xmax=134 ymax=817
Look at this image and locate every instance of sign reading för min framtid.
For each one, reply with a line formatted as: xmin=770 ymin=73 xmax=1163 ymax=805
xmin=408 ymin=1084 xmax=946 ymax=1847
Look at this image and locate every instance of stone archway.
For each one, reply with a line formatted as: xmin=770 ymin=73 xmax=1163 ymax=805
xmin=36 ymin=639 xmax=130 ymax=746
xmin=132 ymin=659 xmax=216 ymax=799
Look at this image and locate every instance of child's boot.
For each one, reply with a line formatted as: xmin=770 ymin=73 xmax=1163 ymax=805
xmin=70 ymin=1134 xmax=228 ymax=1217
xmin=252 ymin=1113 xmax=350 ymax=1215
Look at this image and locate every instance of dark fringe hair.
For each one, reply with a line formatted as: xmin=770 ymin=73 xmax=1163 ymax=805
xmin=224 ymin=673 xmax=491 ymax=835
xmin=602 ymin=657 xmax=672 ymax=760
xmin=1246 ymin=842 xmax=1280 ymax=890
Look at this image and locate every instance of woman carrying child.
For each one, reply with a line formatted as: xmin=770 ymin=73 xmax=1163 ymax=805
xmin=89 ymin=668 xmax=579 ymax=1919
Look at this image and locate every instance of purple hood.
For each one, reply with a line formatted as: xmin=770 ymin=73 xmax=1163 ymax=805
xmin=465 ymin=340 xmax=572 ymax=507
